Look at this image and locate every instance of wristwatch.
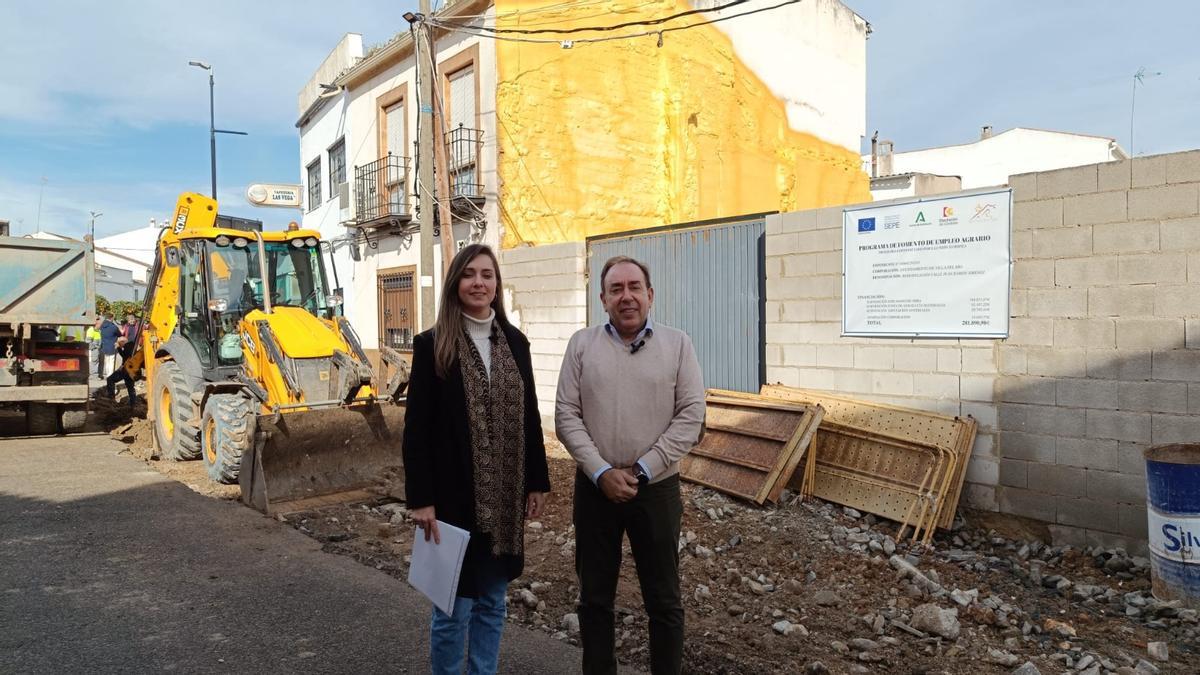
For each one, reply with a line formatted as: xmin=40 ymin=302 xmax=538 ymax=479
xmin=633 ymin=464 xmax=649 ymax=487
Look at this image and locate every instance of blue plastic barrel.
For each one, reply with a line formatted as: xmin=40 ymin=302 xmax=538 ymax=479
xmin=1145 ymin=444 xmax=1200 ymax=609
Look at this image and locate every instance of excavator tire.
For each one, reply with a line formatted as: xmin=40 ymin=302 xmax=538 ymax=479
xmin=152 ymin=360 xmax=201 ymax=461
xmin=201 ymin=393 xmax=254 ymax=484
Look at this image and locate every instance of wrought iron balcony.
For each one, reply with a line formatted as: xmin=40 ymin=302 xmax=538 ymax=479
xmin=445 ymin=124 xmax=484 ymax=207
xmin=352 ymin=154 xmax=412 ymax=229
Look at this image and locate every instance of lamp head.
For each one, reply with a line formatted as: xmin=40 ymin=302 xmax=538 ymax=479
xmin=188 ymin=60 xmax=211 ymax=70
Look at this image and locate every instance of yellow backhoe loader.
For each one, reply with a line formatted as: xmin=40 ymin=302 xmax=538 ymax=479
xmin=127 ymin=193 xmax=408 ymax=513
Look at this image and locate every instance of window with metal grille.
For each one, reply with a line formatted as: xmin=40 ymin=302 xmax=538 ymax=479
xmin=384 ymin=102 xmax=407 ymax=213
xmin=328 ymin=138 xmax=346 ymax=197
xmin=447 ymin=67 xmax=478 ymax=196
xmin=378 ymin=270 xmax=416 ymax=350
xmin=306 ymin=159 xmax=321 ymax=212
xmin=380 ymin=273 xmax=413 ymax=290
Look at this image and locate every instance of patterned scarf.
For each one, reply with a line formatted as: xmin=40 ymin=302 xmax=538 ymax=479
xmin=457 ymin=323 xmax=527 ymax=556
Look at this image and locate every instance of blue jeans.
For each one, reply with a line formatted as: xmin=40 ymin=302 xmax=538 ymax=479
xmin=430 ymin=557 xmax=509 ymax=675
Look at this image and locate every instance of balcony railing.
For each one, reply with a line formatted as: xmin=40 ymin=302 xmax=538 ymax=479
xmin=445 ymin=124 xmax=484 ymax=203
xmin=353 ymin=154 xmax=412 ymax=227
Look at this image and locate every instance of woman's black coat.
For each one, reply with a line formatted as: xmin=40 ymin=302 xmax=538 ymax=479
xmin=402 ymin=322 xmax=551 ymax=598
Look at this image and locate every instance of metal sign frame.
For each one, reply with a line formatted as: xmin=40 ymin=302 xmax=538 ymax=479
xmin=841 ymin=188 xmax=1013 ymax=339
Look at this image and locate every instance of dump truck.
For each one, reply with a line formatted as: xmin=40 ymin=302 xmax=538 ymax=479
xmin=128 ymin=193 xmax=408 ymax=513
xmin=0 ymin=235 xmax=94 ymax=434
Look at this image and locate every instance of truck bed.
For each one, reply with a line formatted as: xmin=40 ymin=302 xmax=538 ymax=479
xmin=0 ymin=236 xmax=96 ymax=327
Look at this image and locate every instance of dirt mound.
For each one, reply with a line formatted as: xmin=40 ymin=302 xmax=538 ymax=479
xmin=105 ymin=403 xmax=239 ymax=501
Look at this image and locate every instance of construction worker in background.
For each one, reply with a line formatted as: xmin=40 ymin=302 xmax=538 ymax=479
xmin=97 ymin=313 xmax=121 ymax=378
xmin=104 ymin=314 xmax=140 ymax=408
xmin=85 ymin=321 xmax=101 ymax=377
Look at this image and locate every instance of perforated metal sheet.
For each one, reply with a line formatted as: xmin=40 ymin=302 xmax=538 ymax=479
xmin=679 ymin=390 xmax=823 ymax=504
xmin=757 ymin=385 xmax=977 ymax=541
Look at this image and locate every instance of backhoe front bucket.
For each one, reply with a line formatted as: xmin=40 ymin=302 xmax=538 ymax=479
xmin=239 ymin=401 xmax=405 ymax=514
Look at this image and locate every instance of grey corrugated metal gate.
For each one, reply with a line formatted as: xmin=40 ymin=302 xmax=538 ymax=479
xmin=587 ymin=217 xmax=765 ymax=393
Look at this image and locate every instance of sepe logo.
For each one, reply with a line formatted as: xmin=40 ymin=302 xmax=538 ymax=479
xmin=172 ymin=207 xmax=190 ymax=234
xmin=970 ymin=203 xmax=998 ymax=222
xmin=857 ymin=217 xmax=876 ymax=233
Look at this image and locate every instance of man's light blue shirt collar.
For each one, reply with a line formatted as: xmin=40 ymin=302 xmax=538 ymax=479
xmin=603 ymin=317 xmax=654 ymax=350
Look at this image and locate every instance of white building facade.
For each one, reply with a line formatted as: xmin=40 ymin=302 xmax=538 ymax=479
xmin=298 ymin=11 xmax=500 ymax=361
xmin=298 ymin=0 xmax=869 ymax=364
xmin=865 ymin=127 xmax=1127 ymax=198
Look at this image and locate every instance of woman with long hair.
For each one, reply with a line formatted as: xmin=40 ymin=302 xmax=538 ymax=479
xmin=403 ymin=243 xmax=551 ymax=674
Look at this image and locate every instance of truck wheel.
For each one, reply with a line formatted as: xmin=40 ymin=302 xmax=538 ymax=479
xmin=59 ymin=404 xmax=88 ymax=434
xmin=201 ymin=393 xmax=254 ymax=484
xmin=152 ymin=360 xmax=201 ymax=461
xmin=26 ymin=403 xmax=58 ymax=435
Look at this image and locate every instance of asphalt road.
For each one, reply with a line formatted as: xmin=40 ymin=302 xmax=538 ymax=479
xmin=0 ymin=433 xmax=582 ymax=674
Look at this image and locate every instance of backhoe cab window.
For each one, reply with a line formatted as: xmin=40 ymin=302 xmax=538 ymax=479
xmin=203 ymin=238 xmax=333 ymax=366
xmin=206 ymin=239 xmax=333 ymax=318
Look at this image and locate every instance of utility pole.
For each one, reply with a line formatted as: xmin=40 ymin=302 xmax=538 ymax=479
xmin=429 ymin=25 xmax=457 ymax=273
xmin=409 ymin=5 xmax=437 ymax=330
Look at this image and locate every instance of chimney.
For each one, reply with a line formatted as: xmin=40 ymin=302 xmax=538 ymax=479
xmin=878 ymin=140 xmax=894 ymax=176
xmin=981 ymin=125 xmax=993 ymax=140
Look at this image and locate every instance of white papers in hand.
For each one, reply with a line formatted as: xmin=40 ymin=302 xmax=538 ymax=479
xmin=408 ymin=520 xmax=471 ymax=616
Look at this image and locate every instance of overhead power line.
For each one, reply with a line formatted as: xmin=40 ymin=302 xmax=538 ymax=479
xmin=437 ymin=0 xmax=749 ymax=35
xmin=443 ymin=0 xmax=628 ymax=23
xmin=428 ymin=0 xmax=801 ymax=47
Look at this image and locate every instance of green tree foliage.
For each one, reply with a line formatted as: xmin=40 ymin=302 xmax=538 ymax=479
xmin=95 ymin=295 xmax=142 ymax=320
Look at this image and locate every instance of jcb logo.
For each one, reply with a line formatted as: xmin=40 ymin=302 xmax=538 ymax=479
xmin=172 ymin=207 xmax=190 ymax=234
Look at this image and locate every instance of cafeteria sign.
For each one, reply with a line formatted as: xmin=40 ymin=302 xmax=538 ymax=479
xmin=246 ymin=184 xmax=303 ymax=208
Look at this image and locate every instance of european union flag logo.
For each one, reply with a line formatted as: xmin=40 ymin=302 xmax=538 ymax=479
xmin=857 ymin=217 xmax=875 ymax=233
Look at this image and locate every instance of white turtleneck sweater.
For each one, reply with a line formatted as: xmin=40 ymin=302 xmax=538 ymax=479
xmin=463 ymin=309 xmax=495 ymax=379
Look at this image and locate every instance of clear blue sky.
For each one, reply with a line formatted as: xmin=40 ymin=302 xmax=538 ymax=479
xmin=2 ymin=1 xmax=1197 ymax=241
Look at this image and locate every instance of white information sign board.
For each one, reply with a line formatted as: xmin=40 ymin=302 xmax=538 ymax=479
xmin=842 ymin=190 xmax=1012 ymax=338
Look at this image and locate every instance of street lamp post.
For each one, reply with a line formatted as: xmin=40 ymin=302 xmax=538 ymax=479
xmin=88 ymin=211 xmax=102 ymax=249
xmin=188 ymin=60 xmax=247 ymax=200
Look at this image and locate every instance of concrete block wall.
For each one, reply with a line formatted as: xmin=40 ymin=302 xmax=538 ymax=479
xmin=763 ymin=205 xmax=1001 ymax=515
xmin=765 ymin=149 xmax=1200 ymax=551
xmin=500 ymin=242 xmax=588 ymax=426
xmin=494 ymin=149 xmax=1200 ymax=551
xmin=998 ymin=150 xmax=1200 ymax=551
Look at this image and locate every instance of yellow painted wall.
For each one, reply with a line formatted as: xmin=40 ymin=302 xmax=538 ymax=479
xmin=495 ymin=0 xmax=870 ymax=247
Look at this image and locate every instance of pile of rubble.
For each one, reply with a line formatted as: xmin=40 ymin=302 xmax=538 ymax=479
xmin=287 ymin=453 xmax=1197 ymax=674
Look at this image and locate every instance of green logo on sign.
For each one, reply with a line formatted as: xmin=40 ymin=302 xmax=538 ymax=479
xmin=914 ymin=211 xmax=926 ymax=223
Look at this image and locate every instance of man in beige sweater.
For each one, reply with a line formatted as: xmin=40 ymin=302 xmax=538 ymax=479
xmin=556 ymin=256 xmax=705 ymax=675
